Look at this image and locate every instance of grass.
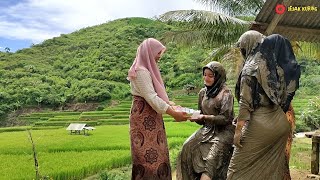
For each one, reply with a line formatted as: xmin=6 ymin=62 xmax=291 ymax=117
xmin=290 ymin=138 xmax=311 ymax=171
xmin=0 ymin=94 xmax=316 ymax=179
xmin=0 ymin=122 xmax=198 ymax=179
xmin=15 ymin=94 xmax=312 ymax=130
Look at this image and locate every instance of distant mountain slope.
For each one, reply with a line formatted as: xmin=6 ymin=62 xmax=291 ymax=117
xmin=0 ymin=17 xmax=210 ymax=123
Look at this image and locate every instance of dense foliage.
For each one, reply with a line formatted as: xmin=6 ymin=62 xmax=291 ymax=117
xmin=0 ymin=17 xmax=319 ymax=127
xmin=0 ymin=17 xmax=210 ymax=125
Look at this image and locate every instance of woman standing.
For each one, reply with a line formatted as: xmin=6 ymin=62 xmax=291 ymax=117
xmin=176 ymin=61 xmax=235 ymax=180
xmin=128 ymin=38 xmax=189 ymax=180
xmin=227 ymin=30 xmax=301 ymax=180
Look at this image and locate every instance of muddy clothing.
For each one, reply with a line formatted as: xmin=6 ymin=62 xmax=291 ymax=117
xmin=228 ymin=31 xmax=300 ymax=180
xmin=228 ymin=75 xmax=290 ymax=180
xmin=176 ymin=84 xmax=235 ymax=180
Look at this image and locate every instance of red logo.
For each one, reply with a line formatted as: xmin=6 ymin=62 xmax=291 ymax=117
xmin=275 ymin=4 xmax=286 ymax=14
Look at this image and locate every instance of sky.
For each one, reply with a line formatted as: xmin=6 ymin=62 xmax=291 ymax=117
xmin=0 ymin=0 xmax=208 ymax=52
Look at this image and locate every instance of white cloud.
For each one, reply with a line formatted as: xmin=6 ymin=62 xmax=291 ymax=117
xmin=0 ymin=0 xmax=207 ymax=44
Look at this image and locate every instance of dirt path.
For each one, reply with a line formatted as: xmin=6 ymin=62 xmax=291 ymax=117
xmin=291 ymin=169 xmax=315 ymax=180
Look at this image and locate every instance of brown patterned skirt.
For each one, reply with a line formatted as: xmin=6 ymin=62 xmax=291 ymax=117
xmin=130 ymin=96 xmax=171 ymax=180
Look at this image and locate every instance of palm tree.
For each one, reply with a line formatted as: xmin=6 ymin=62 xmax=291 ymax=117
xmin=159 ymin=0 xmax=265 ymax=47
xmin=159 ymin=10 xmax=249 ymax=47
xmin=159 ymin=0 xmax=319 ymax=64
xmin=4 ymin=47 xmax=10 ymax=53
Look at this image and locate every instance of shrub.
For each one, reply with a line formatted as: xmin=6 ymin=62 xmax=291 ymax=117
xmin=300 ymin=96 xmax=320 ymax=131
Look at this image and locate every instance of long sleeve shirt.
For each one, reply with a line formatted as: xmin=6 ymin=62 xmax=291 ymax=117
xmin=130 ymin=69 xmax=169 ymax=114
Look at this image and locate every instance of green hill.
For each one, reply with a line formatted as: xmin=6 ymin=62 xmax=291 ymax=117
xmin=0 ymin=17 xmax=211 ymax=125
xmin=0 ymin=17 xmax=319 ymax=128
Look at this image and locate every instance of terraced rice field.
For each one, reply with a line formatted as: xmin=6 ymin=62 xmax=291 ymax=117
xmin=0 ymin=95 xmax=314 ymax=179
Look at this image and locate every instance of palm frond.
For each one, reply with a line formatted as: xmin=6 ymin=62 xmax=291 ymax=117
xmin=161 ymin=30 xmax=208 ymax=47
xmin=194 ymin=0 xmax=265 ymax=16
xmin=297 ymin=42 xmax=320 ymax=61
xmin=159 ymin=10 xmax=249 ymax=46
xmin=160 ymin=10 xmax=248 ymax=27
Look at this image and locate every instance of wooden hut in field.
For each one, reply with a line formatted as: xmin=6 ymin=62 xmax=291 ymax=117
xmin=66 ymin=123 xmax=95 ymax=135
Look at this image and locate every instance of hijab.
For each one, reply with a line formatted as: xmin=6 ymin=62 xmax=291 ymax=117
xmin=203 ymin=61 xmax=227 ymax=98
xmin=260 ymin=34 xmax=301 ymax=95
xmin=127 ymin=38 xmax=169 ymax=103
xmin=236 ymin=30 xmax=265 ymax=59
xmin=235 ymin=30 xmax=300 ymax=110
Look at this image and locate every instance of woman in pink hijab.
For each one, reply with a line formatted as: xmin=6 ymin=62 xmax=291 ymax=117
xmin=128 ymin=38 xmax=189 ymax=179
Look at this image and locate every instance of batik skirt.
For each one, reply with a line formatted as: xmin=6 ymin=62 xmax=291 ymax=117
xmin=130 ymin=96 xmax=171 ymax=180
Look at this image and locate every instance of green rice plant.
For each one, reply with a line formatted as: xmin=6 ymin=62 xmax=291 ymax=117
xmin=102 ymin=111 xmax=129 ymax=115
xmin=111 ymin=104 xmax=131 ymax=109
xmin=0 ymin=150 xmax=131 ymax=180
xmin=103 ymin=108 xmax=131 ymax=111
xmin=169 ymin=145 xmax=184 ymax=171
xmin=81 ymin=111 xmax=112 ymax=115
xmin=2 ymin=99 xmax=315 ymax=180
xmin=0 ymin=132 xmax=34 ymax=155
xmin=111 ymin=115 xmax=129 ymax=119
xmin=80 ymin=114 xmax=113 ymax=120
xmin=31 ymin=126 xmax=62 ymax=130
xmin=0 ymin=126 xmax=31 ymax=133
xmin=42 ymin=150 xmax=131 ymax=180
xmin=168 ymin=137 xmax=189 ymax=148
xmin=21 ymin=113 xmax=56 ymax=118
xmin=290 ymin=138 xmax=311 ymax=171
xmin=54 ymin=115 xmax=81 ymax=118
xmin=31 ymin=112 xmax=81 ymax=116
xmin=98 ymin=165 xmax=131 ymax=180
xmin=19 ymin=116 xmax=45 ymax=120
xmin=0 ymin=125 xmax=131 ymax=154
xmin=48 ymin=117 xmax=80 ymax=121
xmin=165 ymin=122 xmax=199 ymax=138
xmin=34 ymin=121 xmax=99 ymax=127
xmin=0 ymin=154 xmax=35 ymax=179
xmin=163 ymin=117 xmax=174 ymax=122
xmin=98 ymin=119 xmax=129 ymax=125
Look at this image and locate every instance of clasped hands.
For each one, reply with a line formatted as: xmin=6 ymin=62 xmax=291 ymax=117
xmin=173 ymin=109 xmax=206 ymax=123
xmin=173 ymin=112 xmax=206 ymax=122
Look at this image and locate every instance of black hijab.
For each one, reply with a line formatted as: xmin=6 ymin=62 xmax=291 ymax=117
xmin=203 ymin=61 xmax=226 ymax=98
xmin=235 ymin=31 xmax=301 ymax=112
xmin=260 ymin=34 xmax=301 ymax=111
xmin=260 ymin=34 xmax=301 ymax=93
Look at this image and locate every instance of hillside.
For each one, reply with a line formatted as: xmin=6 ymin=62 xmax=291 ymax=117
xmin=0 ymin=17 xmax=319 ymax=128
xmin=0 ymin=17 xmax=214 ymax=125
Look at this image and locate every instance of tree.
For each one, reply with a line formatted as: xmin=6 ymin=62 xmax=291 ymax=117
xmin=4 ymin=47 xmax=10 ymax=53
xmin=158 ymin=1 xmax=265 ymax=65
xmin=159 ymin=0 xmax=264 ymax=47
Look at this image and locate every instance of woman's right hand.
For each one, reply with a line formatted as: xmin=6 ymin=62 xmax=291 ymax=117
xmin=233 ymin=120 xmax=245 ymax=148
xmin=233 ymin=129 xmax=242 ymax=148
xmin=166 ymin=106 xmax=190 ymax=122
xmin=173 ymin=111 xmax=190 ymax=122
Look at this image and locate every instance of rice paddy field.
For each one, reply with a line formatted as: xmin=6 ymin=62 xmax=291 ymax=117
xmin=0 ymin=95 xmax=315 ymax=179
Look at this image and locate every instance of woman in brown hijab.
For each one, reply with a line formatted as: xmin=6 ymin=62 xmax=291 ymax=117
xmin=176 ymin=61 xmax=235 ymax=180
xmin=227 ymin=30 xmax=301 ymax=180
